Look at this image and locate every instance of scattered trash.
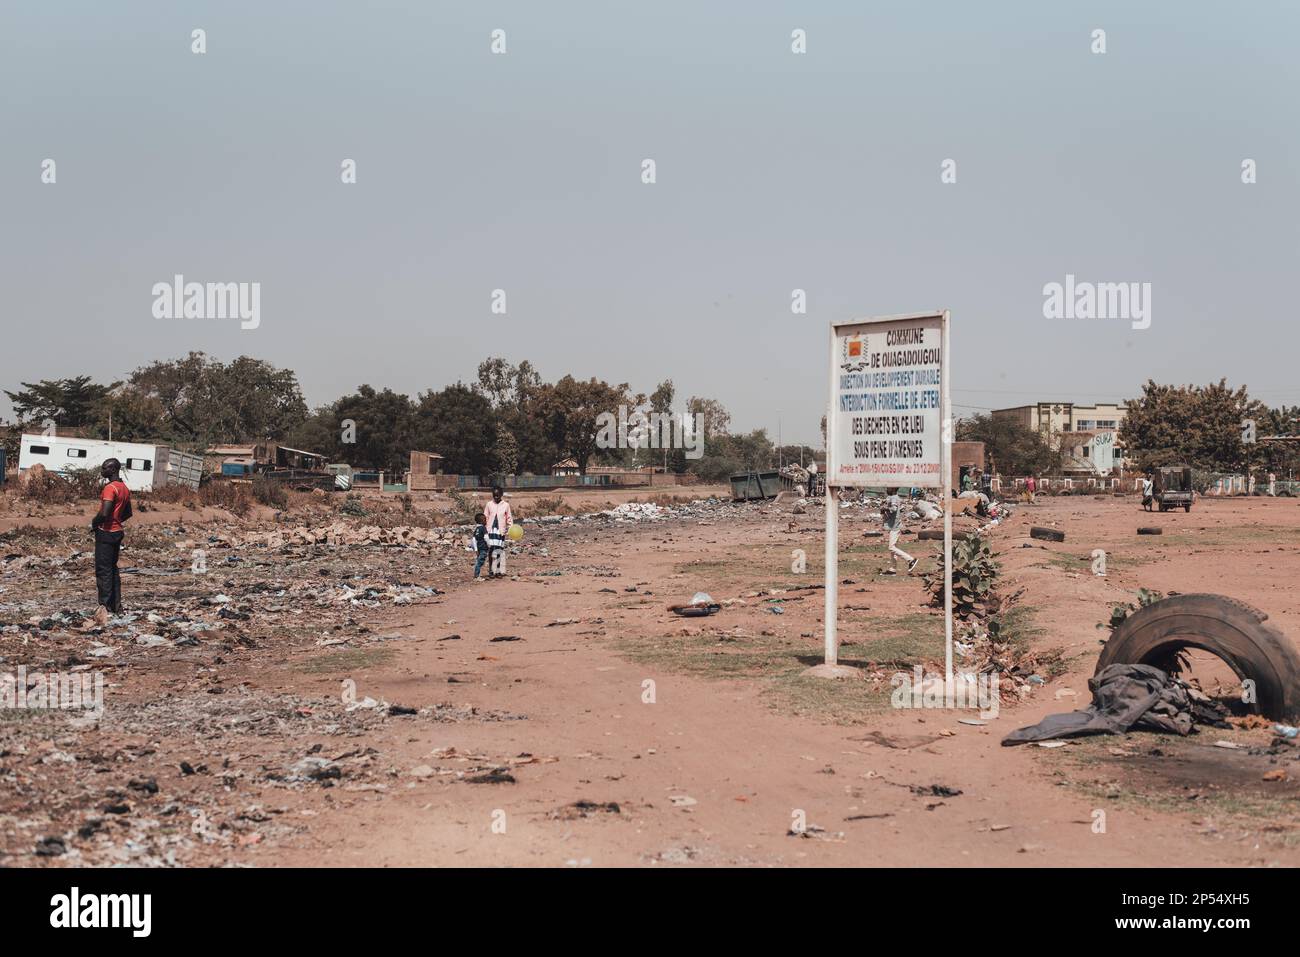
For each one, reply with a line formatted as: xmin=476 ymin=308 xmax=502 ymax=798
xmin=911 ymin=784 xmax=963 ymax=798
xmin=668 ymin=592 xmax=721 ymax=617
xmin=1003 ymin=664 xmax=1229 ymax=745
xmin=466 ymin=768 xmax=516 ymax=785
xmin=554 ymin=800 xmax=621 ymax=819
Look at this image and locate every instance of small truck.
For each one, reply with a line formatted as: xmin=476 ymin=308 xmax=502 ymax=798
xmin=1154 ymin=465 xmax=1194 ymax=512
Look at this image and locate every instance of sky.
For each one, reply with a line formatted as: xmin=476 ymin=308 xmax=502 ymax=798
xmin=2 ymin=1 xmax=1297 ymax=446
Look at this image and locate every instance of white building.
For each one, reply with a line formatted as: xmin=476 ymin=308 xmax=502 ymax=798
xmin=991 ymin=402 xmax=1128 ymax=474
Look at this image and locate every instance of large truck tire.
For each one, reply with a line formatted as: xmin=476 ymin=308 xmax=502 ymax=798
xmin=1096 ymin=593 xmax=1300 ymax=721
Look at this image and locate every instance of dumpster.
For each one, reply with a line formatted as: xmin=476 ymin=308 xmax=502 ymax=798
xmin=730 ymin=469 xmax=781 ymax=501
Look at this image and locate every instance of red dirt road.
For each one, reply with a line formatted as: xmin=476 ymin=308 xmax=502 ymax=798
xmin=271 ymin=495 xmax=1300 ymax=866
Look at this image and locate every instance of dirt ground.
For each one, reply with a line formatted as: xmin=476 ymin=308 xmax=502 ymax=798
xmin=3 ymin=486 xmax=1299 ymax=867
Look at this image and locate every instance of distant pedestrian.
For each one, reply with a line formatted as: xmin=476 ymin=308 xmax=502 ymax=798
xmin=483 ymin=486 xmax=513 ymax=578
xmin=961 ymin=470 xmax=974 ymax=493
xmin=806 ymin=460 xmax=819 ymax=496
xmin=1025 ymin=474 xmax=1037 ymax=505
xmin=90 ymin=458 xmax=131 ymax=625
xmin=472 ymin=512 xmax=489 ymax=580
xmin=878 ymin=488 xmax=918 ymax=574
xmin=1141 ymin=474 xmax=1154 ymax=511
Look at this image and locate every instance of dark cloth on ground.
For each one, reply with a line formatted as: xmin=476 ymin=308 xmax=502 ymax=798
xmin=1002 ymin=663 xmax=1202 ymax=745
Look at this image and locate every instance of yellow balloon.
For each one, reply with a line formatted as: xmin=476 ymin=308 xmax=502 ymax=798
xmin=507 ymin=523 xmax=524 ymax=542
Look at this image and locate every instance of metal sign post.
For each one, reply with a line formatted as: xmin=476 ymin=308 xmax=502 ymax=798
xmin=818 ymin=311 xmax=951 ymax=680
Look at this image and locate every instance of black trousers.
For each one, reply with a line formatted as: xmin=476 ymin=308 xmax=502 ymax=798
xmin=94 ymin=529 xmax=124 ymax=611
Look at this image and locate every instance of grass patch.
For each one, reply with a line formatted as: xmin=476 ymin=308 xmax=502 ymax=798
xmin=1141 ymin=524 xmax=1300 ymax=550
xmin=673 ymin=539 xmax=939 ymax=591
xmin=616 ymin=611 xmax=944 ymax=724
xmin=1040 ymin=550 xmax=1137 ymax=575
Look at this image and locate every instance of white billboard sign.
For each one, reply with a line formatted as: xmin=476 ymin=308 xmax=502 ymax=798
xmin=819 ymin=310 xmax=953 ymax=682
xmin=827 ymin=313 xmax=946 ymax=488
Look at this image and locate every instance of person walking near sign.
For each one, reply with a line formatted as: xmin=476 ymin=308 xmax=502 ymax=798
xmin=90 ymin=458 xmax=131 ymax=625
xmin=877 ymin=488 xmax=918 ymax=575
xmin=1141 ymin=473 xmax=1154 ymax=511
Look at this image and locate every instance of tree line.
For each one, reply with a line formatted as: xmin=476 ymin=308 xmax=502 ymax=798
xmin=2 ymin=353 xmax=816 ymax=481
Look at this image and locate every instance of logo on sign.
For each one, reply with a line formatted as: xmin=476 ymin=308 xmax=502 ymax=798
xmin=841 ymin=335 xmax=868 ymax=370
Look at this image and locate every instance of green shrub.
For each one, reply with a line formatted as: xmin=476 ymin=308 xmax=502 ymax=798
xmin=924 ymin=532 xmax=1001 ymax=619
xmin=252 ymin=474 xmax=289 ymax=509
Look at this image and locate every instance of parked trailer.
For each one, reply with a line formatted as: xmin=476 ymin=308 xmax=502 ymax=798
xmin=17 ymin=434 xmax=202 ymax=492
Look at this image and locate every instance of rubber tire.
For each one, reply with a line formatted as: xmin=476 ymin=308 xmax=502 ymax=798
xmin=1137 ymin=527 xmax=1162 ymax=535
xmin=1184 ymin=505 xmax=1191 ymax=512
xmin=917 ymin=529 xmax=945 ymax=541
xmin=1096 ymin=593 xmax=1300 ymax=721
xmin=1030 ymin=526 xmax=1065 ymax=543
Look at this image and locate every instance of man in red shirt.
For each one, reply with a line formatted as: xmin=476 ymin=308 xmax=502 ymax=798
xmin=91 ymin=458 xmax=131 ymax=625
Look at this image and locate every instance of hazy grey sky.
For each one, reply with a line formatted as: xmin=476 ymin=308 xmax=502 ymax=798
xmin=3 ymin=1 xmax=1297 ymax=445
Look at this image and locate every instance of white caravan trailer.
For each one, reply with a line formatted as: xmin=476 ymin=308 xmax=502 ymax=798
xmin=17 ymin=435 xmax=204 ymax=492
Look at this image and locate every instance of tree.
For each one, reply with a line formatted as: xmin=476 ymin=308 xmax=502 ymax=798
xmin=88 ymin=386 xmax=167 ymax=442
xmin=688 ymin=429 xmax=774 ymax=482
xmin=648 ymin=379 xmax=676 ymax=470
xmin=538 ymin=375 xmax=634 ymax=474
xmin=1251 ymin=404 xmax=1300 ymax=478
xmin=476 ymin=357 xmax=552 ymax=474
xmin=413 ymin=383 xmax=496 ymax=476
xmin=775 ymin=444 xmax=819 ymax=467
xmin=333 ymin=385 xmax=417 ymax=474
xmin=4 ymin=376 xmax=119 ymax=428
xmin=124 ymin=352 xmax=308 ymax=447
xmin=1120 ymin=379 xmax=1253 ymax=472
xmin=956 ymin=414 xmax=1061 ymax=477
xmin=493 ymin=421 xmax=519 ymax=475
xmin=283 ymin=406 xmax=343 ymax=463
xmin=686 ymin=396 xmax=731 ymax=438
xmin=476 ymin=357 xmax=541 ymax=411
